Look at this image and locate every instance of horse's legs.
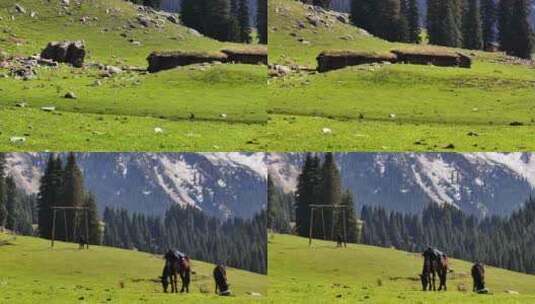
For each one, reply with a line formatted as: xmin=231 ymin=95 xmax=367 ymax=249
xmin=443 ymin=271 xmax=447 ymax=291
xmin=180 ymin=271 xmax=190 ymax=293
xmin=173 ymin=273 xmax=178 ymax=293
xmin=186 ymin=271 xmax=190 ymax=293
xmin=431 ymin=271 xmax=436 ymax=291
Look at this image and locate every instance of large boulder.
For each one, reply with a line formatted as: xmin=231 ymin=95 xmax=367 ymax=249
xmin=40 ymin=41 xmax=85 ymax=67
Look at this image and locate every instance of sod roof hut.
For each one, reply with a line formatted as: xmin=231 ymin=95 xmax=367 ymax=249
xmin=221 ymin=47 xmax=268 ymax=65
xmin=391 ymin=49 xmax=472 ymax=69
xmin=147 ymin=51 xmax=228 ymax=73
xmin=317 ymin=50 xmax=398 ymax=72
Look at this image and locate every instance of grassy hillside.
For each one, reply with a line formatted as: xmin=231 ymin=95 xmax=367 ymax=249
xmin=267 ymin=0 xmax=535 ymax=151
xmin=0 ymin=233 xmax=267 ymax=303
xmin=0 ymin=0 xmax=267 ymax=151
xmin=269 ymin=234 xmax=535 ymax=303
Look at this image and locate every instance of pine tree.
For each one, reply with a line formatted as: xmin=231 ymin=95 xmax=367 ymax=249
xmin=498 ymin=0 xmax=513 ymax=52
xmin=84 ymin=193 xmax=101 ymax=245
xmin=375 ymin=0 xmax=403 ymax=42
xmin=61 ymin=153 xmax=84 ymax=242
xmin=407 ymin=0 xmax=421 ymax=43
xmin=428 ymin=0 xmax=462 ymax=47
xmin=507 ymin=0 xmax=534 ymax=59
xmin=320 ymin=153 xmax=342 ymax=240
xmin=0 ymin=153 xmax=7 ymax=228
xmin=238 ymin=0 xmax=252 ymax=43
xmin=399 ymin=0 xmax=411 ymax=42
xmin=180 ymin=0 xmax=201 ymax=31
xmin=295 ymin=154 xmax=322 ymax=238
xmin=5 ymin=177 xmax=17 ymax=231
xmin=37 ymin=155 xmax=63 ymax=239
xmin=463 ymin=0 xmax=484 ymax=50
xmin=257 ymin=0 xmax=267 ymax=44
xmin=481 ymin=0 xmax=497 ymax=50
xmin=340 ymin=190 xmax=359 ymax=243
xmin=351 ymin=0 xmax=378 ymax=34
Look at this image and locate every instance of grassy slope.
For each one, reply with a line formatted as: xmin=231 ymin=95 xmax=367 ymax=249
xmin=267 ymin=0 xmax=535 ymax=152
xmin=0 ymin=0 xmax=267 ymax=151
xmin=269 ymin=234 xmax=535 ymax=303
xmin=0 ymin=233 xmax=267 ymax=303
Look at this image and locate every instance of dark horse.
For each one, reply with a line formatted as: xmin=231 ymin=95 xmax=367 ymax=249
xmin=162 ymin=250 xmax=191 ymax=293
xmin=471 ymin=262 xmax=486 ymax=293
xmin=421 ymin=248 xmax=449 ymax=291
xmin=213 ymin=264 xmax=231 ymax=296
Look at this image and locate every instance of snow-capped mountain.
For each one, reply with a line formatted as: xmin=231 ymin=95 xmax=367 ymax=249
xmin=6 ymin=153 xmax=266 ymax=219
xmin=267 ymin=153 xmax=535 ymax=218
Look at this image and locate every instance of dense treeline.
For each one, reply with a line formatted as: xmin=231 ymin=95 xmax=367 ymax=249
xmin=267 ymin=175 xmax=293 ymax=233
xmin=0 ymin=153 xmax=36 ymax=235
xmin=103 ymin=206 xmax=267 ymax=274
xmin=37 ymin=153 xmax=101 ymax=245
xmin=257 ymin=0 xmax=268 ymax=44
xmin=180 ymin=0 xmax=257 ymax=43
xmin=127 ymin=0 xmax=266 ymax=44
xmin=294 ymin=153 xmax=359 ymax=243
xmin=348 ymin=0 xmax=533 ymax=58
xmin=360 ymin=199 xmax=535 ymax=275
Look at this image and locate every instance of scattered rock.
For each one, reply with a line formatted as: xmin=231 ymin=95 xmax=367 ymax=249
xmin=62 ymin=0 xmax=70 ymax=6
xmin=220 ymin=113 xmax=228 ymax=119
xmin=15 ymin=102 xmax=27 ymax=107
xmin=506 ymin=290 xmax=519 ymax=295
xmin=509 ymin=121 xmax=524 ymax=126
xmin=389 ymin=113 xmax=396 ymax=119
xmin=10 ymin=66 xmax=35 ymax=80
xmin=306 ymin=15 xmax=321 ymax=27
xmin=41 ymin=106 xmax=56 ymax=112
xmin=15 ymin=4 xmax=26 ymax=14
xmin=106 ymin=65 xmax=122 ymax=75
xmin=247 ymin=292 xmax=262 ymax=297
xmin=10 ymin=136 xmax=26 ymax=143
xmin=154 ymin=127 xmax=164 ymax=134
xmin=167 ymin=15 xmax=179 ymax=24
xmin=322 ymin=128 xmax=332 ymax=134
xmin=443 ymin=143 xmax=456 ymax=149
xmin=457 ymin=283 xmax=467 ymax=292
xmin=336 ymin=15 xmax=349 ymax=24
xmin=467 ymin=131 xmax=479 ymax=137
xmin=137 ymin=16 xmax=152 ymax=27
xmin=269 ymin=64 xmax=292 ymax=77
xmin=64 ymin=91 xmax=77 ymax=99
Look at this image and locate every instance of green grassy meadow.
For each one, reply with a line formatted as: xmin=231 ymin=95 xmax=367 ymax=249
xmin=0 ymin=0 xmax=267 ymax=151
xmin=0 ymin=233 xmax=267 ymax=304
xmin=268 ymin=234 xmax=535 ymax=303
xmin=267 ymin=0 xmax=535 ymax=151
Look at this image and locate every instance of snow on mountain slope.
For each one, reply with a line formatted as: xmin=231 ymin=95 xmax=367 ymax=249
xmin=5 ymin=153 xmax=266 ymax=219
xmin=267 ymin=153 xmax=535 ymax=217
